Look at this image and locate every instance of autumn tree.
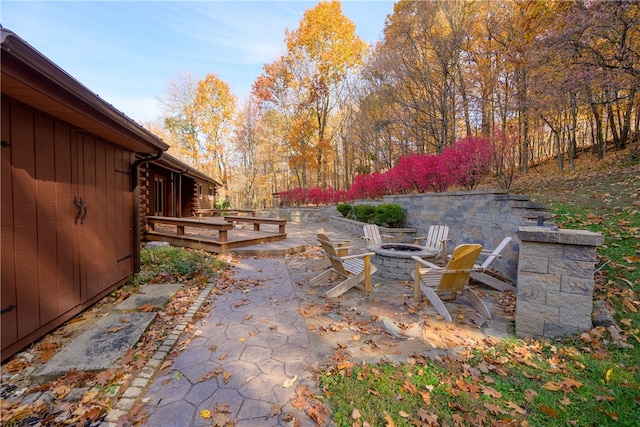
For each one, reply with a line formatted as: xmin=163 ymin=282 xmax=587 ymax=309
xmin=366 ymin=0 xmax=474 ymax=154
xmin=254 ymin=0 xmax=368 ymax=190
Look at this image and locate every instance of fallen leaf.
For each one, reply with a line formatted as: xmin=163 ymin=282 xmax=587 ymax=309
xmin=138 ymin=303 xmax=154 ymax=312
xmin=505 ymin=401 xmax=526 ymax=415
xmin=283 ymin=375 xmax=298 ymax=388
xmin=352 ymin=408 xmax=362 ymax=420
xmin=384 ymin=411 xmax=395 ymax=427
xmin=482 ymin=385 xmax=502 ymax=398
xmin=524 ymin=389 xmax=538 ymax=403
xmin=120 ymin=350 xmax=134 ymax=366
xmin=560 ymin=378 xmax=583 ymax=391
xmin=483 ymin=402 xmax=506 ymax=415
xmin=539 ymin=405 xmax=558 ymax=418
xmin=605 ymin=368 xmax=613 ymax=382
xmin=402 ymin=380 xmax=418 ymax=395
xmin=267 ymin=403 xmax=282 ymax=419
xmin=542 ymin=381 xmax=563 ymax=391
xmin=594 ymin=395 xmax=616 ymax=402
xmin=199 ymin=409 xmax=211 ymax=419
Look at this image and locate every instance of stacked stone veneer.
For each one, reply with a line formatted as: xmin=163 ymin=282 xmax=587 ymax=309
xmin=516 ymin=226 xmax=604 ymax=339
xmin=384 ymin=190 xmax=550 ymax=282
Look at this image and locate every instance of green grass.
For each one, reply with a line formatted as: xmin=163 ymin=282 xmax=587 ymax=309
xmin=321 ymin=165 xmax=640 ymax=426
xmin=133 ymin=246 xmax=227 ymax=285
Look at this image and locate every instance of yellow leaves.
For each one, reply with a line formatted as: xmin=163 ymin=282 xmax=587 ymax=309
xmin=199 ymin=409 xmax=211 ymax=419
xmin=283 ymin=375 xmax=298 ymax=388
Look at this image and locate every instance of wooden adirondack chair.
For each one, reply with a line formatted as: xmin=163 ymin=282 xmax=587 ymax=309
xmin=311 ymin=229 xmax=377 ymax=297
xmin=362 ymin=224 xmax=393 ymax=246
xmin=307 ymin=228 xmax=351 ymax=271
xmin=413 ymin=225 xmax=451 ymax=264
xmin=411 ymin=243 xmax=491 ymax=322
xmin=470 ymin=237 xmax=515 ymax=292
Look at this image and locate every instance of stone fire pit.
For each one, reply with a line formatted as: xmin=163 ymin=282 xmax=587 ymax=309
xmin=369 ymin=243 xmax=439 ymax=281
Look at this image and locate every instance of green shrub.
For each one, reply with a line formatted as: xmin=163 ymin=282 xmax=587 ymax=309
xmin=214 ymin=199 xmax=231 ymax=209
xmin=373 ymin=203 xmax=404 ymax=227
xmin=336 ymin=203 xmax=352 ymax=218
xmin=353 ymin=204 xmax=377 ymax=223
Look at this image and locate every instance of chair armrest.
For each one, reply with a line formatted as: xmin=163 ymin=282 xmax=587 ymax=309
xmin=411 ymin=255 xmax=441 ymax=270
xmin=342 ymin=252 xmax=376 ymax=260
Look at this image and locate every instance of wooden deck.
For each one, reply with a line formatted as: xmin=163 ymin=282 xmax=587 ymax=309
xmin=144 ymin=216 xmax=287 ymax=254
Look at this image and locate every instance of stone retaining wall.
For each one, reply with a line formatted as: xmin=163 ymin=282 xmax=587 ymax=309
xmin=384 ymin=191 xmax=551 ymax=282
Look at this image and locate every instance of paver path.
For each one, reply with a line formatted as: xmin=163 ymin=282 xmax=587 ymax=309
xmin=141 ymin=256 xmax=318 ymax=427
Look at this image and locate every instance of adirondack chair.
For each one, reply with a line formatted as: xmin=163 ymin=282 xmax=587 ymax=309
xmin=470 ymin=237 xmax=515 ymax=292
xmin=311 ymin=229 xmax=377 ymax=297
xmin=411 ymin=243 xmax=491 ymax=322
xmin=362 ymin=224 xmax=393 ymax=246
xmin=413 ymin=225 xmax=451 ymax=264
xmin=307 ymin=228 xmax=351 ymax=271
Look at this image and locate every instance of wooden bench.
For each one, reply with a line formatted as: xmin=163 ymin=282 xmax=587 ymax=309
xmin=195 ymin=209 xmax=257 ymax=217
xmin=224 ymin=215 xmax=287 ymax=234
xmin=146 ymin=216 xmax=234 ymax=242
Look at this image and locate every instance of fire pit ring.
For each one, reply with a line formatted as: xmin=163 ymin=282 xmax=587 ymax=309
xmin=369 ymin=243 xmax=439 ymax=281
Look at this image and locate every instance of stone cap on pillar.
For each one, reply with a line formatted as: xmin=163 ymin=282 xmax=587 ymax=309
xmin=518 ymin=226 xmax=604 ymax=246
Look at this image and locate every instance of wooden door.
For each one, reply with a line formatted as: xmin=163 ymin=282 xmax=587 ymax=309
xmin=1 ymin=100 xmax=133 ymax=359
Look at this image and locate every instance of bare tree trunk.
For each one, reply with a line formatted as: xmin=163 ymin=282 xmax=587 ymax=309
xmin=620 ymin=85 xmax=637 ymax=148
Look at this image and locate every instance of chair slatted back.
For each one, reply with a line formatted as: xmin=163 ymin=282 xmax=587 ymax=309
xmin=317 ymin=229 xmax=349 ymax=277
xmin=425 ymin=225 xmax=449 ymax=251
xmin=363 ymin=224 xmax=383 ymax=245
xmin=436 ymin=244 xmax=482 ymax=292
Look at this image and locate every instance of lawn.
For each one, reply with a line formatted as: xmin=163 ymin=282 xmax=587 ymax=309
xmin=320 ymin=154 xmax=640 ymax=426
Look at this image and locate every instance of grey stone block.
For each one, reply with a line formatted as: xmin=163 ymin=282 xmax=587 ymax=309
xmin=560 ymin=276 xmax=594 ymax=295
xmin=516 ymin=300 xmax=560 ymax=323
xmin=543 ymin=322 xmax=583 ymax=339
xmin=549 ymin=258 xmax=597 ymax=278
xmin=517 ymin=272 xmax=562 ymax=292
xmin=518 ymin=255 xmax=549 ymax=273
xmin=563 ymin=245 xmax=597 ymax=262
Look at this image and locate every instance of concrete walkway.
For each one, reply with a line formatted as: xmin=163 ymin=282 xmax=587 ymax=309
xmin=101 ymin=221 xmax=512 ymax=426
xmin=138 ymin=256 xmax=319 ymax=426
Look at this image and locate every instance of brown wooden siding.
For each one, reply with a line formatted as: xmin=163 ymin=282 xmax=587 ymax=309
xmin=1 ymin=99 xmax=133 ymax=359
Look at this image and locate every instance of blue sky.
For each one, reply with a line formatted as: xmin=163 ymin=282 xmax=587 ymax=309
xmin=1 ymin=1 xmax=394 ymax=123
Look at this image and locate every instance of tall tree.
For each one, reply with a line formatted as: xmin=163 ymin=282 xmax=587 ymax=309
xmin=194 ymin=73 xmax=236 ymax=188
xmin=258 ymin=0 xmax=368 ymax=188
xmin=158 ymin=71 xmax=201 ymax=165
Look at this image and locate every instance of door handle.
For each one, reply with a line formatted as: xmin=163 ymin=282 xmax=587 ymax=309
xmin=80 ymin=199 xmax=88 ymax=224
xmin=73 ymin=196 xmax=82 ymax=224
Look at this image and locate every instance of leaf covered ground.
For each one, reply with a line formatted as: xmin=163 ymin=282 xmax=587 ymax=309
xmin=320 ymin=149 xmax=640 ymax=426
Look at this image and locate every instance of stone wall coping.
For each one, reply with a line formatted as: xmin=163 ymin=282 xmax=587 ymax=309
xmin=383 ymin=189 xmax=509 ymax=200
xmin=330 ymin=216 xmax=417 ymax=233
xmin=518 ymin=226 xmax=604 ymax=246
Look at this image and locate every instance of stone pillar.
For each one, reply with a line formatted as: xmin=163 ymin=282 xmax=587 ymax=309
xmin=516 ymin=226 xmax=604 ymax=339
